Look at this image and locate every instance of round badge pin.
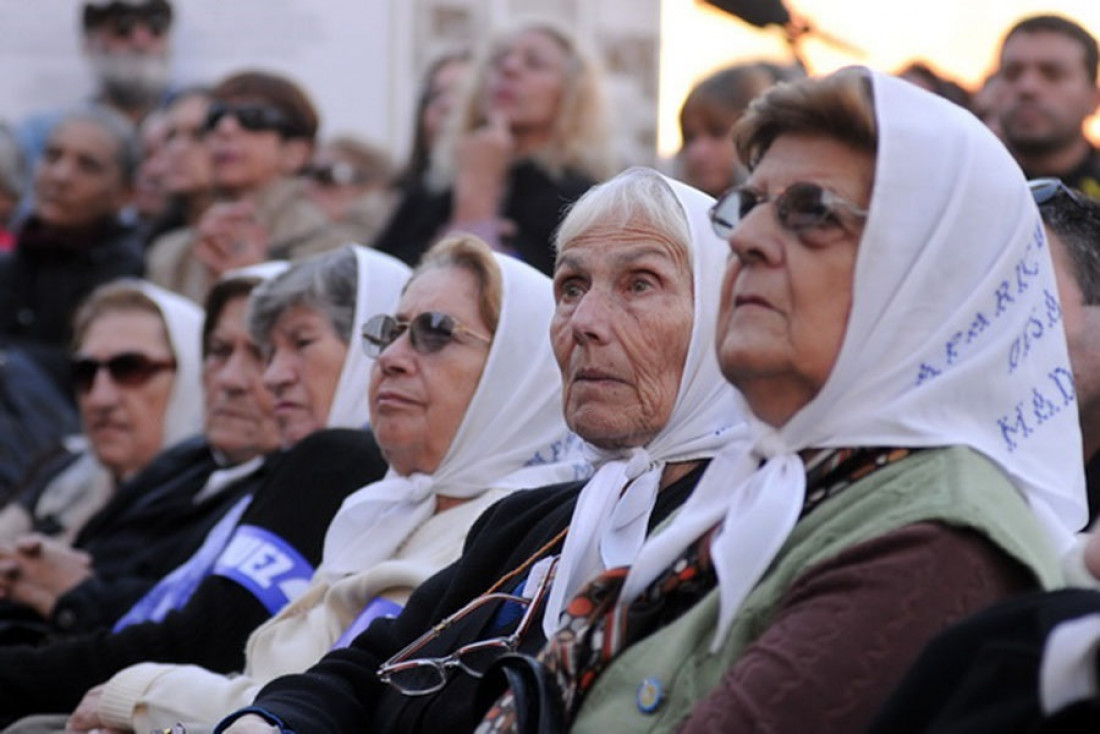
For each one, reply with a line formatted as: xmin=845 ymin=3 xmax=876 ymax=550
xmin=636 ymin=676 xmax=664 ymax=714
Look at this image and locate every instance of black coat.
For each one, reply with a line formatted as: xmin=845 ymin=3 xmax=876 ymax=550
xmin=373 ymin=160 xmax=595 ymax=276
xmin=0 ymin=215 xmax=144 ymax=396
xmin=227 ymin=462 xmax=707 ymax=734
xmin=0 ymin=429 xmax=388 ymax=722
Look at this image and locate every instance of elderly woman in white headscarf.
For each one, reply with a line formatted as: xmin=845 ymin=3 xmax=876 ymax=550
xmin=247 ymin=243 xmax=410 ymax=447
xmin=0 ymin=279 xmax=203 ymax=545
xmin=211 ymin=166 xmax=743 ymax=734
xmin=65 ymin=234 xmax=587 ymax=733
xmin=528 ymin=67 xmax=1086 ymax=734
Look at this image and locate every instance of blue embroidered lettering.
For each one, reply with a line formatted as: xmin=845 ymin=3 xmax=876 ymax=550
xmin=1045 ymin=288 xmax=1062 ymax=327
xmin=1008 ymin=337 xmax=1022 ymax=373
xmin=967 ymin=313 xmax=990 ymax=343
xmin=1032 ymin=387 xmax=1059 ymax=425
xmin=916 ymin=362 xmax=942 ymax=386
xmin=997 ymin=403 xmax=1033 ymax=453
xmin=1049 ymin=366 xmax=1076 ymax=405
xmin=945 ymin=332 xmax=963 ymax=366
xmin=995 ymin=281 xmax=1014 ymax=316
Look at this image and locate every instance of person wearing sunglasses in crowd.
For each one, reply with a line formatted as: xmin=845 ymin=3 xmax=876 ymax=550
xmin=0 ymin=272 xmax=282 ymax=648
xmin=373 ymin=19 xmax=616 ymax=276
xmin=62 ymin=234 xmax=588 ymax=733
xmin=0 ymin=279 xmax=201 ymax=552
xmin=865 ymin=180 xmax=1100 ymax=734
xmin=213 ymin=165 xmax=742 ymax=733
xmin=0 ymin=107 xmax=145 ymax=397
xmin=146 ymin=70 xmax=346 ymax=304
xmin=472 ymin=68 xmax=1085 ymax=734
xmin=15 ymin=0 xmax=177 ymax=188
xmin=303 ymin=135 xmax=397 ymax=248
xmin=0 ymin=249 xmax=416 ymax=726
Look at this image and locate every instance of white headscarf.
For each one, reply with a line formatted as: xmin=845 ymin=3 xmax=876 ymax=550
xmin=619 ymin=68 xmax=1088 ymax=650
xmin=320 ymin=253 xmax=588 ymax=578
xmin=136 ymin=280 xmax=204 ymax=449
xmin=325 ymin=245 xmax=412 ymax=431
xmin=31 ymin=281 xmax=204 ymax=538
xmin=542 ymin=170 xmax=746 ymax=637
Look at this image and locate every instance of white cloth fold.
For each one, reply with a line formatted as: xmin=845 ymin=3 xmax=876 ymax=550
xmin=320 ymin=254 xmax=588 ymax=579
xmin=136 ymin=281 xmax=205 ymax=449
xmin=542 ymin=174 xmax=746 ymax=637
xmin=325 ymin=245 xmax=412 ymax=431
xmin=618 ymin=68 xmax=1088 ymax=651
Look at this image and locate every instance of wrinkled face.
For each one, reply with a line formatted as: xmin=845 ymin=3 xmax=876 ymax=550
xmin=1048 ymin=228 xmax=1100 ymax=417
xmin=716 ymin=133 xmax=872 ymax=427
xmin=262 ymin=304 xmax=349 ymax=448
xmin=34 ymin=119 xmax=129 ymax=230
xmin=679 ymin=105 xmax=739 ymax=198
xmin=77 ymin=309 xmax=176 ymax=481
xmin=203 ymin=296 xmax=280 ymax=463
xmin=163 ymin=94 xmax=213 ymax=196
xmin=205 ymin=97 xmax=308 ymax=196
xmin=368 ymin=266 xmax=492 ymax=476
xmin=998 ymin=30 xmax=1100 ymax=156
xmin=551 ymin=223 xmax=694 ymax=450
xmin=423 ymin=58 xmax=470 ymax=147
xmin=484 ymin=28 xmax=570 ymax=140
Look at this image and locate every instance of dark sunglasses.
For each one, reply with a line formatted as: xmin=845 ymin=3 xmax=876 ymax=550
xmin=1029 ymin=177 xmax=1088 ymax=208
xmin=202 ymin=102 xmax=301 ymax=138
xmin=377 ymin=557 xmax=557 ymax=696
xmin=84 ymin=2 xmax=172 ymax=37
xmin=361 ymin=312 xmax=491 ymax=359
xmin=710 ymin=181 xmax=869 ymax=240
xmin=306 ymin=161 xmax=367 ymax=187
xmin=72 ymin=352 xmax=176 ymax=394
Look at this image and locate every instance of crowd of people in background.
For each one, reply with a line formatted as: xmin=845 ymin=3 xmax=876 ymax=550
xmin=0 ymin=1 xmax=1099 ymax=731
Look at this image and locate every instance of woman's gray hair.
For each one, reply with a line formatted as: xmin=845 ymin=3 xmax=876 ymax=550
xmin=554 ymin=167 xmax=692 ymax=265
xmin=248 ymin=245 xmax=359 ymax=352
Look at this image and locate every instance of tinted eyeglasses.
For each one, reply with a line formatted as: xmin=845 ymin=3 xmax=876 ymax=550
xmin=361 ymin=312 xmax=491 ymax=359
xmin=202 ymin=102 xmax=301 ymax=138
xmin=306 ymin=161 xmax=368 ymax=187
xmin=1029 ymin=177 xmax=1088 ymax=208
xmin=377 ymin=558 xmax=557 ymax=696
xmin=71 ymin=352 xmax=176 ymax=394
xmin=83 ymin=1 xmax=172 ymax=38
xmin=710 ymin=181 xmax=869 ymax=240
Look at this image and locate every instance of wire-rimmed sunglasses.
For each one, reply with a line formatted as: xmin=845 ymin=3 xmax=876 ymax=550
xmin=361 ymin=312 xmax=491 ymax=359
xmin=709 ymin=181 xmax=869 ymax=240
xmin=71 ymin=352 xmax=176 ymax=394
xmin=377 ymin=558 xmax=557 ymax=696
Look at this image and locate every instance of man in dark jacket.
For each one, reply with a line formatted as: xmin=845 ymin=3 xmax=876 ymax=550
xmin=0 ymin=106 xmax=143 ymax=395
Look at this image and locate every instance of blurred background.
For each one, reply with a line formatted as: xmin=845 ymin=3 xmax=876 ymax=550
xmin=0 ymin=0 xmax=1096 ymax=168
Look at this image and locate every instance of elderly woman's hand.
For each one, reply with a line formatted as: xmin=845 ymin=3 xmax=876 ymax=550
xmin=195 ymin=201 xmax=271 ymax=278
xmin=2 ymin=534 xmax=93 ymax=617
xmin=65 ymin=684 xmax=114 ymax=733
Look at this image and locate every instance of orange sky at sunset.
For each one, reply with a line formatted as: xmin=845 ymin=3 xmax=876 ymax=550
xmin=658 ymin=0 xmax=1100 ymax=155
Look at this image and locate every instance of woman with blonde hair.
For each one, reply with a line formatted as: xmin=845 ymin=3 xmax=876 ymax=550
xmin=374 ymin=19 xmax=614 ymax=276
